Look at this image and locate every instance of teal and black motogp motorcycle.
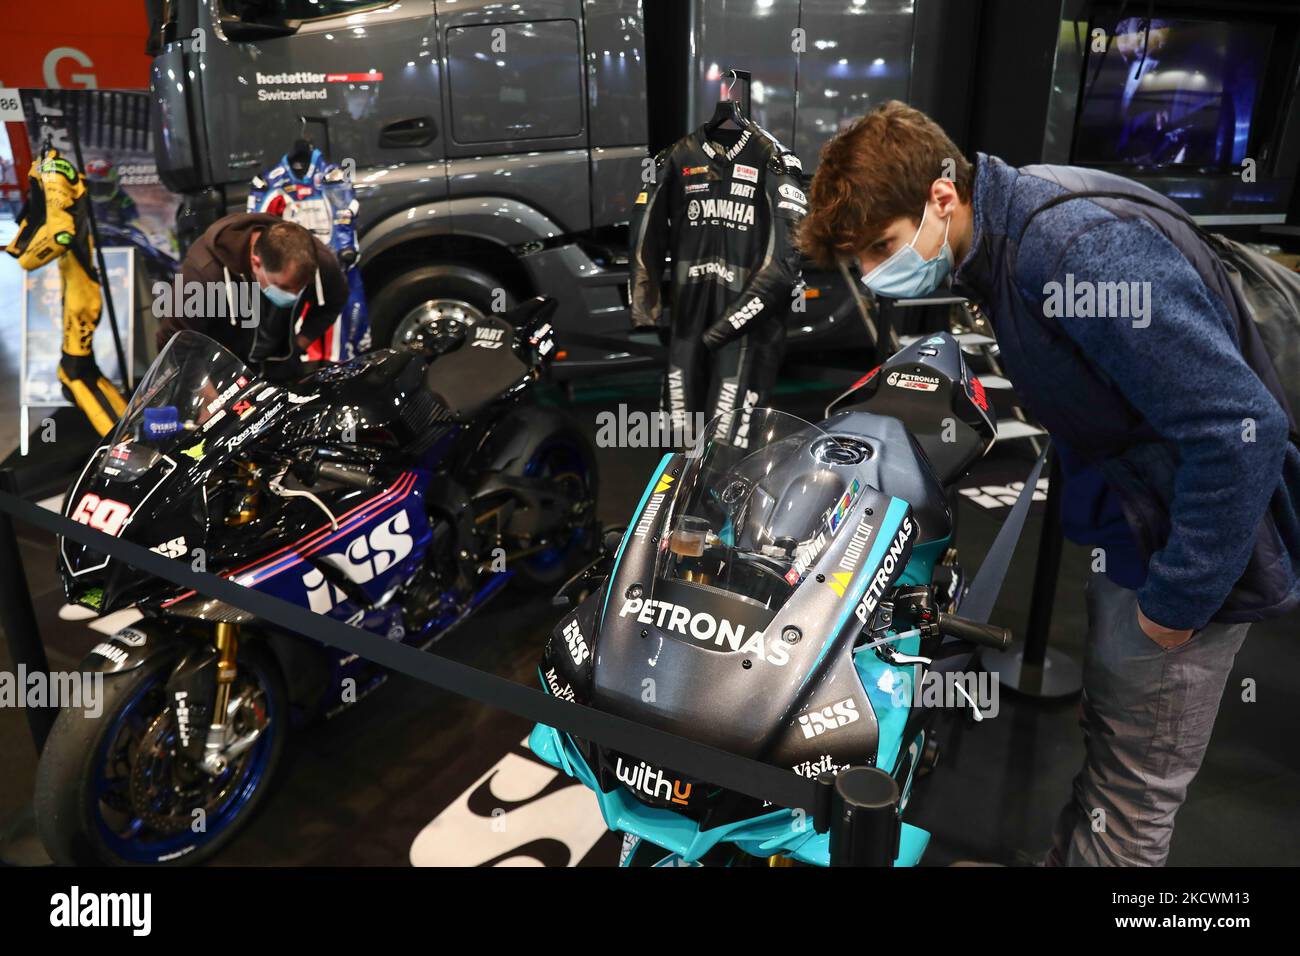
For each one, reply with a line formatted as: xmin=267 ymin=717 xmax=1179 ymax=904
xmin=531 ymin=331 xmax=1014 ymax=866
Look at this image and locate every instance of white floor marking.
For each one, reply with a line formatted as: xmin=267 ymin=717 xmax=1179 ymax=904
xmin=959 ymin=478 xmax=1050 ymax=510
xmin=409 ymin=735 xmax=609 ymax=867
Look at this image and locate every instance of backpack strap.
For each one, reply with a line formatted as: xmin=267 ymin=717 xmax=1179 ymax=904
xmin=1021 ymin=188 xmax=1204 ymax=238
xmin=1020 ymin=188 xmax=1300 ymax=446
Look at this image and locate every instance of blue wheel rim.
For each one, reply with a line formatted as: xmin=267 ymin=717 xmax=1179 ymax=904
xmin=91 ymin=655 xmax=279 ymax=863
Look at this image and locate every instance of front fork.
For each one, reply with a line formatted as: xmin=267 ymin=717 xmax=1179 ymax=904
xmin=165 ymin=622 xmax=263 ymax=776
xmin=200 ymin=621 xmax=241 ymax=776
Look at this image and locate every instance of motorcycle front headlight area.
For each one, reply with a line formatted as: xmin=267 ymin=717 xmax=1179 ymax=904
xmin=527 ymin=722 xmax=930 ymax=867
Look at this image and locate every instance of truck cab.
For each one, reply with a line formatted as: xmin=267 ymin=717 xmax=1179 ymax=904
xmin=149 ymin=1 xmax=967 ymax=375
xmin=150 ymin=0 xmax=646 ymax=371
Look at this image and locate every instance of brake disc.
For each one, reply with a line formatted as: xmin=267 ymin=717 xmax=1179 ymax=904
xmin=128 ymin=686 xmax=266 ymax=835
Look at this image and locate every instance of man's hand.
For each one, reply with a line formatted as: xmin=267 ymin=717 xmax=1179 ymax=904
xmin=1137 ymin=606 xmax=1194 ymax=650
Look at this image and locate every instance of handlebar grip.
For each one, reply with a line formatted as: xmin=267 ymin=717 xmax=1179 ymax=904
xmin=935 ymin=612 xmax=1012 ymax=651
xmin=316 ymin=462 xmax=379 ymax=490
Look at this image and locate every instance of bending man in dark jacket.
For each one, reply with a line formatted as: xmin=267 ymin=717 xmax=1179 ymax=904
xmin=799 ymin=101 xmax=1300 ymax=866
xmin=158 ymin=213 xmax=348 ymax=375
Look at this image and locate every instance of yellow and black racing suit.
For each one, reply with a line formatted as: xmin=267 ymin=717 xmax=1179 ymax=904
xmin=5 ymin=146 xmax=126 ymax=435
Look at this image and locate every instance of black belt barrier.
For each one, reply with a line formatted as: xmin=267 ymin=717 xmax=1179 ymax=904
xmin=0 ymin=489 xmax=818 ymax=813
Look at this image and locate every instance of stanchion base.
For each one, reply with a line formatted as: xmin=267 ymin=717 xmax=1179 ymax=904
xmin=982 ymin=645 xmax=1082 ymax=699
xmin=0 ymin=804 xmax=52 ymax=867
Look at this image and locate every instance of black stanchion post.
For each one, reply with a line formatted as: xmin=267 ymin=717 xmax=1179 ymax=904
xmin=822 ymin=766 xmax=900 ymax=866
xmin=1025 ymin=450 xmax=1065 ymax=669
xmin=981 ymin=449 xmax=1082 ymax=697
xmin=0 ymin=472 xmax=54 ymax=753
xmin=68 ymin=100 xmax=130 ymax=386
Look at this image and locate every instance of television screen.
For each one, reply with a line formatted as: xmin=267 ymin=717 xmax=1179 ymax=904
xmin=1073 ymin=15 xmax=1274 ymax=169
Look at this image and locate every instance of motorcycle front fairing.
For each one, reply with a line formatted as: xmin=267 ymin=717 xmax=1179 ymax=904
xmin=58 ymin=332 xmax=326 ymax=614
xmin=59 ymin=333 xmax=261 ymax=612
xmin=531 ymin=409 xmax=933 ymax=864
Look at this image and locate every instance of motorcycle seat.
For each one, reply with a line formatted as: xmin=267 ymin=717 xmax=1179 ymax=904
xmin=422 ymin=314 xmax=530 ymax=422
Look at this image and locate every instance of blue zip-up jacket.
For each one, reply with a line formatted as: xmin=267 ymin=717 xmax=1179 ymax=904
xmin=953 ymin=154 xmax=1300 ymax=630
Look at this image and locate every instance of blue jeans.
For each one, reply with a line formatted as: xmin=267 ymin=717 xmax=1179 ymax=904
xmin=1047 ymin=572 xmax=1248 ymax=866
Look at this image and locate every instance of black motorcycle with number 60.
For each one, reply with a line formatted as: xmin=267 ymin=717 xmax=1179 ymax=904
xmin=38 ymin=296 xmax=597 ymax=865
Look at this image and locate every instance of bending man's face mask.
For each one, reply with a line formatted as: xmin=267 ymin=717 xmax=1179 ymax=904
xmin=860 ymin=204 xmax=953 ymax=299
xmin=261 ymin=283 xmax=300 ymax=308
xmin=250 ymin=247 xmax=307 ymax=309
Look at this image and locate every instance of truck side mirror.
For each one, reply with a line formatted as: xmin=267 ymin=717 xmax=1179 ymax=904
xmin=218 ymin=14 xmax=300 ymax=42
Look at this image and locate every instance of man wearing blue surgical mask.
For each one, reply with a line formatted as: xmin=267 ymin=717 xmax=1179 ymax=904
xmin=799 ymin=101 xmax=1300 ymax=866
xmin=160 ymin=213 xmax=349 ymax=375
xmin=856 ymin=195 xmax=967 ymax=299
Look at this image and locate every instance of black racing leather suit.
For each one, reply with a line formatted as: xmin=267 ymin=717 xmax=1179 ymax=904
xmin=629 ymin=121 xmax=806 ymax=435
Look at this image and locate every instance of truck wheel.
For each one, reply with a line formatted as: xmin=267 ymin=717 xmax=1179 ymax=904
xmin=369 ymin=263 xmax=514 ymax=348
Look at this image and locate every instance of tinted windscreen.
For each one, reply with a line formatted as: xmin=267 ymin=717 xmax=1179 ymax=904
xmin=652 ymin=408 xmax=869 ymax=615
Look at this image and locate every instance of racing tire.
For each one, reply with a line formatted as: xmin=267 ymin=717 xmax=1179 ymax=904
xmin=505 ymin=411 xmax=600 ymax=592
xmin=34 ymin=642 xmax=288 ymax=866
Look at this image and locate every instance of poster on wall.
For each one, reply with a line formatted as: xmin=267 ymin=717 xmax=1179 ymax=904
xmin=19 ymin=88 xmax=180 ymax=270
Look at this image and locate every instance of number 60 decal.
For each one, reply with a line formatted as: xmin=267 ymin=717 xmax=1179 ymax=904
xmin=70 ymin=493 xmax=133 ymax=537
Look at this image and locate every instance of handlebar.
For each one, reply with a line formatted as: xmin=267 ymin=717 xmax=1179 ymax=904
xmin=934 ymin=611 xmax=1012 ymax=651
xmin=315 ymin=461 xmax=379 ymax=490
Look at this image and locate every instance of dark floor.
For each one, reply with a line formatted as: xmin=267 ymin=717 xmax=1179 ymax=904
xmin=0 ymin=241 xmax=1296 ymax=865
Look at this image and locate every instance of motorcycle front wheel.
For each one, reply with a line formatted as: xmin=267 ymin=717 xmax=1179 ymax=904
xmin=34 ymin=642 xmax=287 ymax=865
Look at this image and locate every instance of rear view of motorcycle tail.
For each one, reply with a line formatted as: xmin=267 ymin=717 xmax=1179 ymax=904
xmin=34 ymin=297 xmax=597 ymax=865
xmin=530 ymin=332 xmax=1007 ymax=866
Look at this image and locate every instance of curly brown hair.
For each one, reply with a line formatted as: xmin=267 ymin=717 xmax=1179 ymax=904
xmin=796 ymin=101 xmax=973 ymax=268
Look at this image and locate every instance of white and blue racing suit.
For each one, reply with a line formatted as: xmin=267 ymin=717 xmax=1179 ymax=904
xmin=248 ymin=148 xmax=369 ymax=359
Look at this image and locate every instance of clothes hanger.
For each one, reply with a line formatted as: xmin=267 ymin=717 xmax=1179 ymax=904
xmin=704 ymin=70 xmax=750 ymax=137
xmin=286 ymin=137 xmax=314 ymax=177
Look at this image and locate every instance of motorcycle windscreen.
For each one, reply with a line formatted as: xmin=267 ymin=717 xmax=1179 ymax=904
xmin=60 ymin=332 xmax=249 ymax=606
xmin=651 ymin=408 xmax=867 ymax=619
